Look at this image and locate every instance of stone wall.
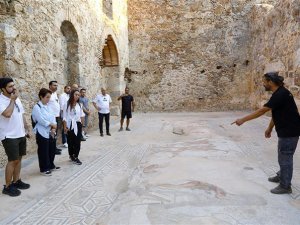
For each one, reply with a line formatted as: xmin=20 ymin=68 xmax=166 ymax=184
xmin=248 ymin=0 xmax=300 ymax=108
xmin=1 ymin=0 xmax=297 ymax=168
xmin=127 ymin=0 xmax=277 ymax=112
xmin=0 ymin=0 xmax=129 ymax=167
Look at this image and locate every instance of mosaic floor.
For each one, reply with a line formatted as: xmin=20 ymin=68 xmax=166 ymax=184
xmin=1 ymin=113 xmax=300 ymax=225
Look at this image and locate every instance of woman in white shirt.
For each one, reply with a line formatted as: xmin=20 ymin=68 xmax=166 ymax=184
xmin=32 ymin=88 xmax=59 ymax=176
xmin=63 ymin=89 xmax=85 ymax=165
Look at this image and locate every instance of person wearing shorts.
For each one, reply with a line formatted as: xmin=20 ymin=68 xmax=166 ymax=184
xmin=0 ymin=77 xmax=31 ymax=197
xmin=118 ymin=87 xmax=135 ymax=131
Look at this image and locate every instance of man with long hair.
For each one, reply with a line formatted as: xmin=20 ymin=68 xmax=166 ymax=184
xmin=233 ymin=72 xmax=300 ymax=194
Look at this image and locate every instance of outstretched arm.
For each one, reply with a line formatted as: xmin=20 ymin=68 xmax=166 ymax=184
xmin=232 ymin=107 xmax=271 ymax=126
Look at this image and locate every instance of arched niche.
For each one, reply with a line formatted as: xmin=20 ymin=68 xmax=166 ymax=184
xmin=60 ymin=20 xmax=79 ymax=85
xmin=100 ymin=35 xmax=121 ymax=115
xmin=101 ymin=35 xmax=119 ymax=67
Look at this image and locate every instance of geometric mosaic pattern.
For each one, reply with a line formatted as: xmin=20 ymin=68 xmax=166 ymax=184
xmin=1 ymin=144 xmax=149 ymax=225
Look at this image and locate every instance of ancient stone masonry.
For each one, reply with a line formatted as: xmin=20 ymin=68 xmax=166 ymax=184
xmin=127 ymin=0 xmax=278 ymax=112
xmin=103 ymin=0 xmax=113 ymax=19
xmin=248 ymin=0 xmax=300 ymax=108
xmin=0 ymin=0 xmax=129 ymax=167
xmin=0 ymin=0 xmax=16 ymax=16
xmin=1 ymin=0 xmax=298 ymax=168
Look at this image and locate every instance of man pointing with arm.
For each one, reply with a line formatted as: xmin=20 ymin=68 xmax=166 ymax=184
xmin=232 ymin=72 xmax=300 ymax=194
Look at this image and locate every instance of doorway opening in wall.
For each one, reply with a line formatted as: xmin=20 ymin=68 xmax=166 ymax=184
xmin=60 ymin=20 xmax=79 ymax=86
xmin=100 ymin=35 xmax=120 ymax=114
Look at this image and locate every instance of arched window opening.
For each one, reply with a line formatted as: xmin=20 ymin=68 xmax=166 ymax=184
xmin=100 ymin=35 xmax=119 ymax=67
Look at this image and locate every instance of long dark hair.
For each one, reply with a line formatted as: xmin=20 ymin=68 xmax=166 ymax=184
xmin=67 ymin=89 xmax=80 ymax=110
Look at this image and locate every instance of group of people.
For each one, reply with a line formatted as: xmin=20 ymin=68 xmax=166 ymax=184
xmin=0 ymin=77 xmax=135 ymax=197
xmin=1 ymin=71 xmax=299 ymax=197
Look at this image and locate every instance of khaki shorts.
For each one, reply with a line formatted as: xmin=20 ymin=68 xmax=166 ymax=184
xmin=1 ymin=137 xmax=27 ymax=161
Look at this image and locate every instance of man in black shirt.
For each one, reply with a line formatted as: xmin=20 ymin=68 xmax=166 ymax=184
xmin=232 ymin=72 xmax=300 ymax=194
xmin=118 ymin=87 xmax=135 ymax=131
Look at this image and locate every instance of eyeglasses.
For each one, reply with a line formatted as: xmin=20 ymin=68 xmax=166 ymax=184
xmin=15 ymin=103 xmax=20 ymax=113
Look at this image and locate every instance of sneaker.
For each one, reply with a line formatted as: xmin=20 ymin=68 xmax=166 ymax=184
xmin=69 ymin=155 xmax=75 ymax=162
xmin=55 ymin=149 xmax=62 ymax=155
xmin=270 ymin=185 xmax=292 ymax=194
xmin=126 ymin=127 xmax=131 ymax=131
xmin=50 ymin=166 xmax=61 ymax=171
xmin=12 ymin=179 xmax=30 ymax=189
xmin=63 ymin=143 xmax=68 ymax=148
xmin=40 ymin=171 xmax=52 ymax=176
xmin=268 ymin=175 xmax=280 ymax=183
xmin=100 ymin=133 xmax=104 ymax=137
xmin=2 ymin=185 xmax=21 ymax=197
xmin=85 ymin=134 xmax=90 ymax=137
xmin=119 ymin=127 xmax=123 ymax=132
xmin=82 ymin=133 xmax=88 ymax=139
xmin=74 ymin=158 xmax=82 ymax=165
xmin=107 ymin=133 xmax=111 ymax=136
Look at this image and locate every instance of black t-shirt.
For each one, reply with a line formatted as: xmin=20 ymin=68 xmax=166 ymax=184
xmin=121 ymin=95 xmax=134 ymax=112
xmin=264 ymin=86 xmax=300 ymax=137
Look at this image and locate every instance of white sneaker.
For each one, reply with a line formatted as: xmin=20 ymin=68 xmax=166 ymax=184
xmin=85 ymin=134 xmax=90 ymax=137
xmin=50 ymin=166 xmax=61 ymax=172
xmin=63 ymin=143 xmax=68 ymax=148
xmin=40 ymin=171 xmax=52 ymax=176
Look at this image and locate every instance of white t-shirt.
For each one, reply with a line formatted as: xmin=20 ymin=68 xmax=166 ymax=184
xmin=48 ymin=92 xmax=60 ymax=117
xmin=59 ymin=92 xmax=69 ymax=110
xmin=0 ymin=94 xmax=26 ymax=140
xmin=93 ymin=94 xmax=112 ymax=114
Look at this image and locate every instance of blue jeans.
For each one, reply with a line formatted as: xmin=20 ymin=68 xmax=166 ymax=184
xmin=278 ymin=137 xmax=299 ymax=188
xmin=84 ymin=115 xmax=89 ymax=128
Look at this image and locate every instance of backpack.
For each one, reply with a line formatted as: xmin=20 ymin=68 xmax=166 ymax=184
xmin=31 ymin=103 xmax=41 ymax=128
